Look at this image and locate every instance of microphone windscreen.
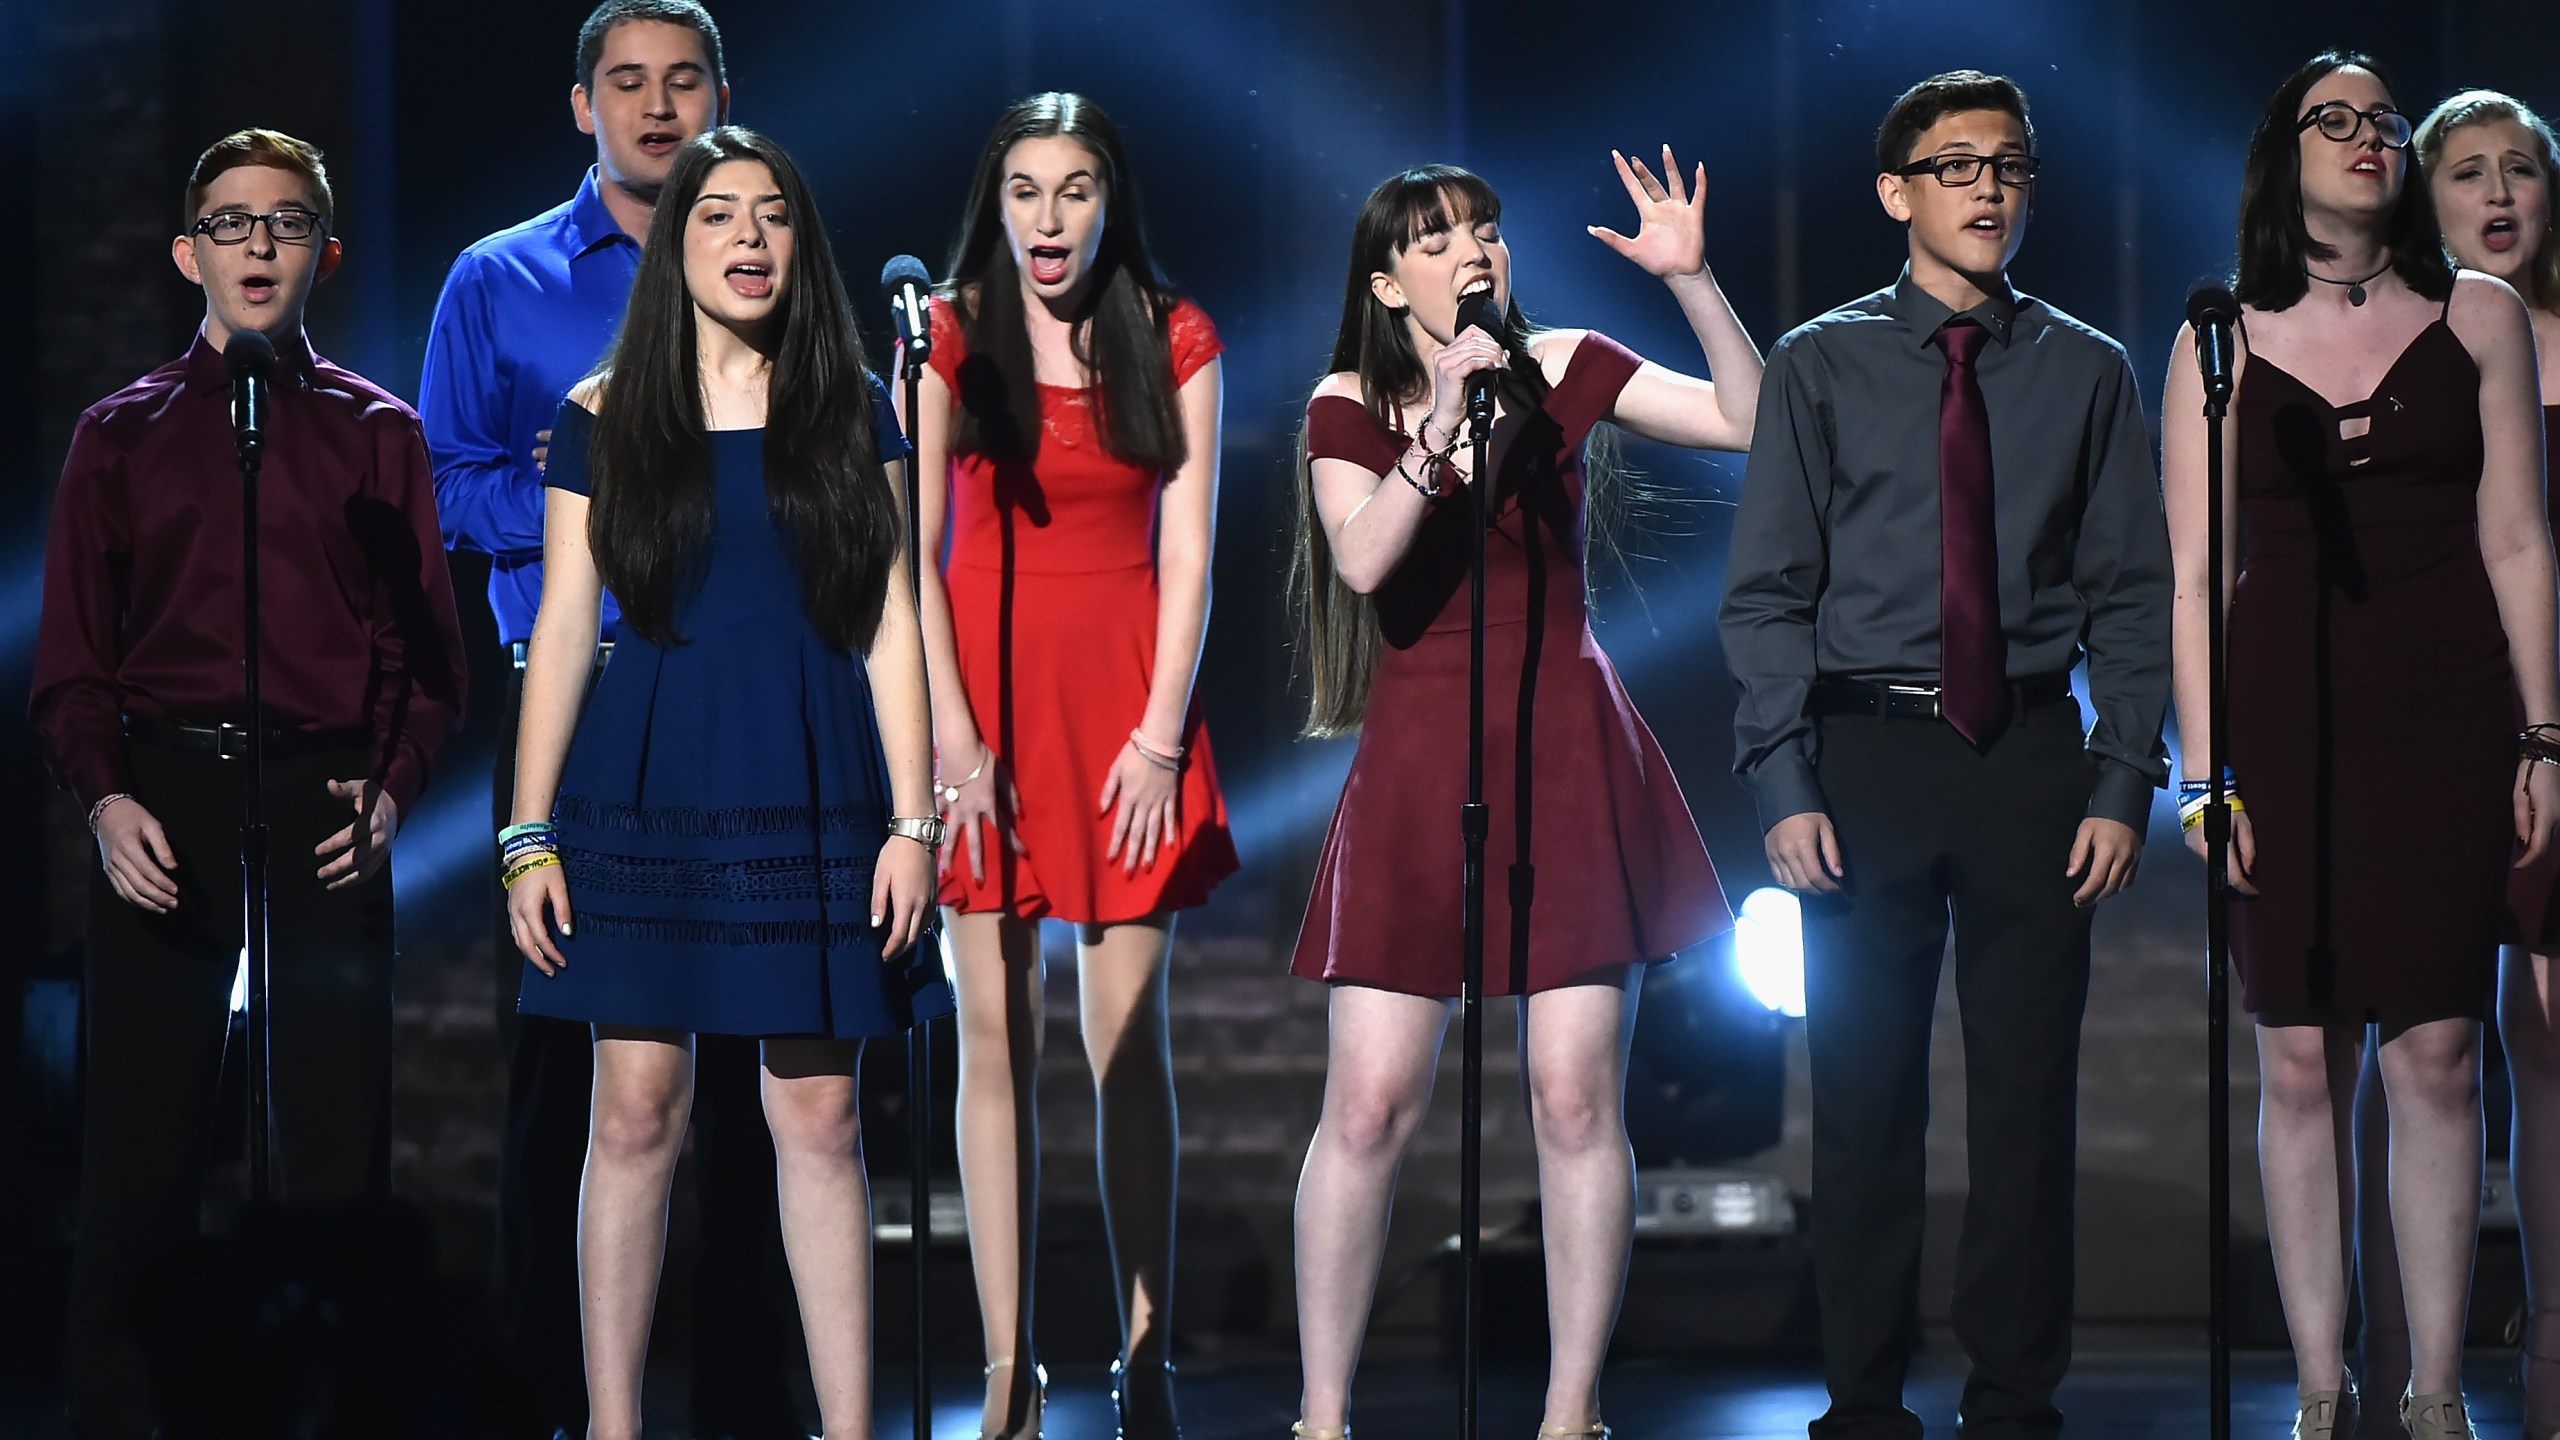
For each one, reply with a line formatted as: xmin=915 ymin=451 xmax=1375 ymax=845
xmin=880 ymin=254 xmax=932 ymax=297
xmin=2185 ymin=281 xmax=2239 ymax=330
xmin=225 ymin=327 xmax=276 ymax=379
xmin=1455 ymin=292 xmax=1503 ymax=344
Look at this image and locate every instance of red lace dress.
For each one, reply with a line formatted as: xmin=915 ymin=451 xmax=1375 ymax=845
xmin=927 ymin=295 xmax=1239 ymax=922
xmin=1289 ymin=333 xmax=1730 ymax=995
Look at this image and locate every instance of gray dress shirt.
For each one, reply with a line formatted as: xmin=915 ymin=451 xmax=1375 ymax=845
xmin=1719 ymin=268 xmax=2173 ymax=833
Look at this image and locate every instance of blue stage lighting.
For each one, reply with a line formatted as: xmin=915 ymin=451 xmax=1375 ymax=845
xmin=391 ymin=784 xmax=493 ymax=904
xmin=1732 ymin=885 xmax=1805 ymax=1018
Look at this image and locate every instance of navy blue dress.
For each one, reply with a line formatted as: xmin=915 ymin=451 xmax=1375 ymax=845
xmin=518 ymin=379 xmax=954 ymax=1039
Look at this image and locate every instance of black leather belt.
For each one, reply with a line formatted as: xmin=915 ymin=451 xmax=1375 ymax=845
xmin=1808 ymin=672 xmax=2074 ymax=721
xmin=126 ymin=715 xmax=371 ymax=760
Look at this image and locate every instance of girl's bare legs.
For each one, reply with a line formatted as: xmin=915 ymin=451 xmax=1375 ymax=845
xmin=1078 ymin=915 xmax=1181 ymax=1420
xmin=2257 ymin=1021 xmax=2368 ymax=1401
xmin=2351 ymin=1043 xmax=2410 ymax=1433
xmin=1293 ymin=986 xmax=1455 ymax=1431
xmin=762 ymin=1037 xmax=876 ymax=1440
xmin=2372 ymin=1016 xmax=2485 ymax=1398
xmin=580 ymin=1028 xmax=696 ymax=1440
xmin=1520 ymin=971 xmax=1642 ymax=1431
xmin=949 ymin=910 xmax=1048 ymax=1435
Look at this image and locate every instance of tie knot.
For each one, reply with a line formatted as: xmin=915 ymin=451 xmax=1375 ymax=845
xmin=1939 ymin=318 xmax=1988 ymax=366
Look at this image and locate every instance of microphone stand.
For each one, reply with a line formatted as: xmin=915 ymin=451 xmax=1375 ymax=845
xmin=1458 ymin=387 xmax=1491 ymax=1440
xmin=898 ymin=334 xmax=936 ymax=1440
xmin=2200 ymin=341 xmax=2233 ymax=1440
xmin=239 ymin=396 xmax=274 ymax=1205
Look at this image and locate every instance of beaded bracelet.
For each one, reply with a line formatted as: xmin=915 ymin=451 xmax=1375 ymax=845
xmin=2523 ymin=727 xmax=2560 ymax=768
xmin=87 ymin=793 xmax=133 ymax=832
xmin=502 ymin=852 xmax=562 ymax=889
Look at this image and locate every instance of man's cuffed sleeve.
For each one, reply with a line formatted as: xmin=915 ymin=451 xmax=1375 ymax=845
xmin=419 ymin=252 xmax=546 ymax=558
xmin=368 ymin=418 xmax=470 ymax=812
xmin=2074 ymin=351 xmax=2174 ymax=829
xmin=1719 ymin=335 xmax=1835 ymax=832
xmin=29 ymin=414 xmax=136 ymax=811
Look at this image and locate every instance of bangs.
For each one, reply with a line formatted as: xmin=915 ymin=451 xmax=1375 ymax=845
xmin=1389 ymin=169 xmax=1504 ymax=250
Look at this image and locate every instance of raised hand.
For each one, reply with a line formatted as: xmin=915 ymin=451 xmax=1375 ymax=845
xmin=1588 ymin=145 xmax=1711 ymax=281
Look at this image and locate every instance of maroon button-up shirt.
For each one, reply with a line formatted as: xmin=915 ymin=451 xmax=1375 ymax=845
xmin=30 ymin=332 xmax=468 ymax=813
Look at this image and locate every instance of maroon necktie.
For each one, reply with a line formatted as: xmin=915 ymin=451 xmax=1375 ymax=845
xmin=1936 ymin=319 xmax=2004 ymax=746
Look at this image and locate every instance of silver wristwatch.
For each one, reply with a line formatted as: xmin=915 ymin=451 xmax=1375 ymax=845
xmin=887 ymin=815 xmax=947 ymax=849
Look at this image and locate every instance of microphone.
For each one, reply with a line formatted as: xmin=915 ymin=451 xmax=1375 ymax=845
xmin=226 ymin=327 xmax=275 ymax=467
xmin=2186 ymin=281 xmax=2238 ymax=410
xmin=881 ymin=255 xmax=933 ymax=368
xmin=1455 ymin=292 xmax=1504 ymax=442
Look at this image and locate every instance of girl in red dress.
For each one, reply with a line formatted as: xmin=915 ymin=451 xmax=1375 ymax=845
xmin=905 ymin=92 xmax=1234 ymax=1440
xmin=1284 ymin=151 xmax=1760 ymax=1440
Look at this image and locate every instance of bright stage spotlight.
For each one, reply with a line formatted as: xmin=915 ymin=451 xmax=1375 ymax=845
xmin=1732 ymin=885 xmax=1806 ymax=1019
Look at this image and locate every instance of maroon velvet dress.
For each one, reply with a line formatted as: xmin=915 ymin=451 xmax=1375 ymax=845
xmin=2505 ymin=402 xmax=2560 ymax=948
xmin=2228 ymin=314 xmax=2514 ymax=1017
xmin=1288 ymin=333 xmax=1730 ymax=997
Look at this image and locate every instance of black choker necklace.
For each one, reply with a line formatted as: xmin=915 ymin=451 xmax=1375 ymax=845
xmin=2307 ymin=259 xmax=2393 ymax=307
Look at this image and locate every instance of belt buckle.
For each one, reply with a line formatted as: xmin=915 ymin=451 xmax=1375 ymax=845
xmin=214 ymin=722 xmax=251 ymax=761
xmin=1883 ymin=683 xmax=1942 ymax=719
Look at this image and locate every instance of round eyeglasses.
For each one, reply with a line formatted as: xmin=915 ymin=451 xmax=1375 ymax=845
xmin=2296 ymin=102 xmax=2412 ymax=151
xmin=190 ymin=208 xmax=326 ymax=245
xmin=1895 ymin=152 xmax=2041 ymax=188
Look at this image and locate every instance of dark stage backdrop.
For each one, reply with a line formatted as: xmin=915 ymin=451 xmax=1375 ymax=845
xmin=9 ymin=0 xmax=2559 ymax=1389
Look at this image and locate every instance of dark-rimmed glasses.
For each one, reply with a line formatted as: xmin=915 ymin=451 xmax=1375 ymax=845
xmin=190 ymin=208 xmax=326 ymax=245
xmin=1895 ymin=152 xmax=2041 ymax=188
xmin=2296 ymin=102 xmax=2413 ymax=150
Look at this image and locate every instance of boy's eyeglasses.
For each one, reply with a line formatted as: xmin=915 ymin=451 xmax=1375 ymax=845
xmin=191 ymin=208 xmax=326 ymax=245
xmin=2296 ymin=102 xmax=2413 ymax=151
xmin=1895 ymin=153 xmax=2041 ymax=188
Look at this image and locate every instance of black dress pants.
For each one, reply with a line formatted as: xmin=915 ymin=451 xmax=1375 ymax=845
xmin=489 ymin=659 xmax=802 ymax=1439
xmin=1802 ymin=698 xmax=2096 ymax=1440
xmin=66 ymin=740 xmax=393 ymax=1439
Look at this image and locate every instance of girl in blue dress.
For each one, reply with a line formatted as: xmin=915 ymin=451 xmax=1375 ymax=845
xmin=503 ymin=126 xmax=951 ymax=1440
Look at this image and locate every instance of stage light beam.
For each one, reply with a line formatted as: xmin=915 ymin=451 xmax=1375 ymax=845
xmin=1732 ymin=885 xmax=1805 ymax=1018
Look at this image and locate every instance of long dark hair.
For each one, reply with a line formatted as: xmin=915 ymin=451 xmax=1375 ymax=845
xmin=2235 ymin=50 xmax=2455 ymax=310
xmin=941 ymin=92 xmax=1187 ymax=470
xmin=586 ymin=126 xmax=898 ymax=654
xmin=1287 ymin=166 xmax=1626 ymax=738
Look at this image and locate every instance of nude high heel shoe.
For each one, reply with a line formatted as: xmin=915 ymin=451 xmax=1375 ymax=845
xmin=978 ymin=1357 xmax=1047 ymax=1440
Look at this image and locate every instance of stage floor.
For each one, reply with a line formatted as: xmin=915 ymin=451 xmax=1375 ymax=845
xmin=0 ymin=1349 xmax=2530 ymax=1437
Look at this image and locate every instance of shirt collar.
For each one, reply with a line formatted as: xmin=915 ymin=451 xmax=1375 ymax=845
xmin=568 ymin=166 xmax=637 ymax=258
xmin=181 ymin=327 xmax=321 ymax=395
xmin=1885 ymin=265 xmax=2024 ymax=348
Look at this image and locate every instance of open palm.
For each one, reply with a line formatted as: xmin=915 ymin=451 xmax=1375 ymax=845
xmin=1589 ymin=144 xmax=1710 ymax=280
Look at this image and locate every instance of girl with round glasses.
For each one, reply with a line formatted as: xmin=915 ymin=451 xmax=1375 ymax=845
xmin=2164 ymin=53 xmax=2560 ymax=1440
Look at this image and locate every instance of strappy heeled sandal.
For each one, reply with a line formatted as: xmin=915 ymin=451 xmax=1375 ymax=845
xmin=2398 ymin=1391 xmax=2473 ymax=1440
xmin=2295 ymin=1389 xmax=2357 ymax=1440
xmin=978 ymin=1356 xmax=1048 ymax=1440
xmin=1113 ymin=1357 xmax=1182 ymax=1440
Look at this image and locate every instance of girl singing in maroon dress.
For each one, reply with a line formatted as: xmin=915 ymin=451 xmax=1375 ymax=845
xmin=2356 ymin=88 xmax=2560 ymax=1434
xmin=1284 ymin=152 xmax=1760 ymax=1439
xmin=2164 ymin=54 xmax=2560 ymax=1440
xmin=905 ymin=92 xmax=1233 ymax=1440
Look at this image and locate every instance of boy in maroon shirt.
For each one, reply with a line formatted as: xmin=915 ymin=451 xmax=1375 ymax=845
xmin=29 ymin=128 xmax=465 ymax=1438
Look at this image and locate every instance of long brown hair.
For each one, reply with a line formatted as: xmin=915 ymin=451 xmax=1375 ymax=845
xmin=586 ymin=126 xmax=898 ymax=653
xmin=2234 ymin=51 xmax=2455 ymax=310
xmin=941 ymin=92 xmax=1188 ymax=471
xmin=1287 ymin=166 xmax=1631 ymax=738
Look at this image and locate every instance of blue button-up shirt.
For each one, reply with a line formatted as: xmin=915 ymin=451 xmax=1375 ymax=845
xmin=419 ymin=167 xmax=639 ymax=644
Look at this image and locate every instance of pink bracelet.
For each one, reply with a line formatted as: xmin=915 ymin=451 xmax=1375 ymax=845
xmin=1128 ymin=728 xmax=1184 ymax=769
xmin=87 ymin=793 xmax=132 ymax=832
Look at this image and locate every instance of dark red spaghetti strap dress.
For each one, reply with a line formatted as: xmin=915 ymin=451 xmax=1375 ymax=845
xmin=2505 ymin=403 xmax=2560 ymax=948
xmin=2227 ymin=317 xmax=2513 ymax=1017
xmin=927 ymin=295 xmax=1239 ymax=923
xmin=1288 ymin=332 xmax=1730 ymax=997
